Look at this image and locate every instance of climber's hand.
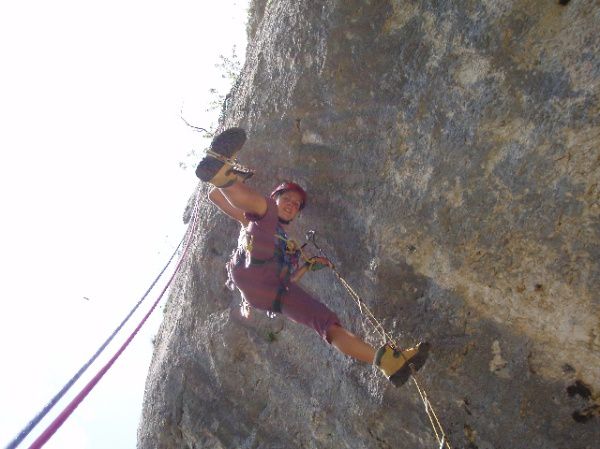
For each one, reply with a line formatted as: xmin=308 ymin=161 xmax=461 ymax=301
xmin=306 ymin=256 xmax=333 ymax=271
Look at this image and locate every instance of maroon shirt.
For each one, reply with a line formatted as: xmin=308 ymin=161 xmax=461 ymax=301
xmin=230 ymin=198 xmax=286 ymax=310
xmin=229 ymin=198 xmax=341 ymax=342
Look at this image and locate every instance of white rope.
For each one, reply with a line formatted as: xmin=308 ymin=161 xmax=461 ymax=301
xmin=333 ymin=266 xmax=452 ymax=449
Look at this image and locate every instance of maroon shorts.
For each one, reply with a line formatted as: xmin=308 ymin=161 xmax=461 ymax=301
xmin=278 ymin=282 xmax=341 ymax=343
xmin=231 ymin=260 xmax=340 ymax=343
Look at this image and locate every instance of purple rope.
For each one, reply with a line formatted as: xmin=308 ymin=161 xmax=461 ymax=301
xmin=3 ymin=241 xmax=183 ymax=449
xmin=26 ymin=193 xmax=200 ymax=448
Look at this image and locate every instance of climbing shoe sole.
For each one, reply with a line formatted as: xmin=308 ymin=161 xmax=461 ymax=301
xmin=210 ymin=127 xmax=246 ymax=157
xmin=196 ymin=157 xmax=227 ymax=182
xmin=195 ymin=127 xmax=247 ymax=182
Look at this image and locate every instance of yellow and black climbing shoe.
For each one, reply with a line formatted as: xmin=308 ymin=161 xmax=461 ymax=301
xmin=374 ymin=342 xmax=430 ymax=387
xmin=211 ymin=127 xmax=246 ymax=157
xmin=196 ymin=161 xmax=237 ymax=188
xmin=195 ymin=128 xmax=247 ymax=187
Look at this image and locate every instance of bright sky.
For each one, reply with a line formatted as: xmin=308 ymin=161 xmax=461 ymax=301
xmin=0 ymin=1 xmax=248 ymax=448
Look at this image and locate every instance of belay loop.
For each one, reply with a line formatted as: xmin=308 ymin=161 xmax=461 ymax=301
xmin=304 ymin=229 xmax=452 ymax=449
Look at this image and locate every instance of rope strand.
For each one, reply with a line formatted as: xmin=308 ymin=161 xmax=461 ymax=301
xmin=305 ymin=231 xmax=452 ymax=449
xmin=4 ymin=239 xmax=184 ymax=449
xmin=336 ymin=269 xmax=452 ymax=449
xmin=15 ymin=187 xmax=202 ymax=449
xmin=335 ymin=268 xmax=452 ymax=449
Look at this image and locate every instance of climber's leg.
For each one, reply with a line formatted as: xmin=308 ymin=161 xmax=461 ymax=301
xmin=279 ymin=284 xmax=376 ymax=363
xmin=326 ymin=324 xmax=376 ymax=363
xmin=327 ymin=321 xmax=430 ymax=387
xmin=279 ymin=283 xmax=341 ymax=341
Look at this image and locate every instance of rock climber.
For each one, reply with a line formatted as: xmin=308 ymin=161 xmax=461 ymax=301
xmin=195 ymin=127 xmax=429 ymax=387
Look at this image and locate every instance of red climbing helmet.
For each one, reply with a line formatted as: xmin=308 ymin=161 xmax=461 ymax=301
xmin=270 ymin=181 xmax=307 ymax=210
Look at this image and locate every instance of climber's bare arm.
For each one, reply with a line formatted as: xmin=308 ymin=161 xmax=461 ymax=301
xmin=208 ymin=188 xmax=250 ymax=226
xmin=290 ymin=264 xmax=310 ymax=283
xmin=218 ymin=182 xmax=268 ymax=217
xmin=290 ymin=257 xmax=333 ymax=283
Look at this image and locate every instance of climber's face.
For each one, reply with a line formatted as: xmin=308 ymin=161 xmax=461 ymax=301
xmin=276 ymin=190 xmax=302 ymax=222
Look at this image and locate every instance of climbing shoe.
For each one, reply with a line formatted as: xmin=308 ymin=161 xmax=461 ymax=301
xmin=374 ymin=342 xmax=430 ymax=387
xmin=195 ymin=127 xmax=248 ymax=187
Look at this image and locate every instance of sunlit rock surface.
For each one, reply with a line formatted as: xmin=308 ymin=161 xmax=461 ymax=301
xmin=139 ymin=1 xmax=600 ymax=448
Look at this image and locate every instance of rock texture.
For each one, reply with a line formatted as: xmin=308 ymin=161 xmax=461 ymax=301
xmin=139 ymin=1 xmax=600 ymax=448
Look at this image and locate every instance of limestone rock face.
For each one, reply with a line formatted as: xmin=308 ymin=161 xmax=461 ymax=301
xmin=139 ymin=1 xmax=600 ymax=448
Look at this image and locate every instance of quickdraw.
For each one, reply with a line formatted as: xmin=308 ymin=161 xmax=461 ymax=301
xmin=274 ymin=234 xmax=326 ymax=272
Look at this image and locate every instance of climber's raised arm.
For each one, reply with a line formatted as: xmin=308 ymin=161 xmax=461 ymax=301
xmin=290 ymin=256 xmax=333 ymax=283
xmin=217 ymin=182 xmax=268 ymax=218
xmin=208 ymin=188 xmax=249 ymax=226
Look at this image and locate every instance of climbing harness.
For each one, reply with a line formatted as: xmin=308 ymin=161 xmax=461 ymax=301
xmin=9 ymin=186 xmax=203 ymax=449
xmin=229 ymin=226 xmax=303 ymax=317
xmin=305 ymin=230 xmax=452 ymax=449
xmin=271 ymin=284 xmax=287 ymax=314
